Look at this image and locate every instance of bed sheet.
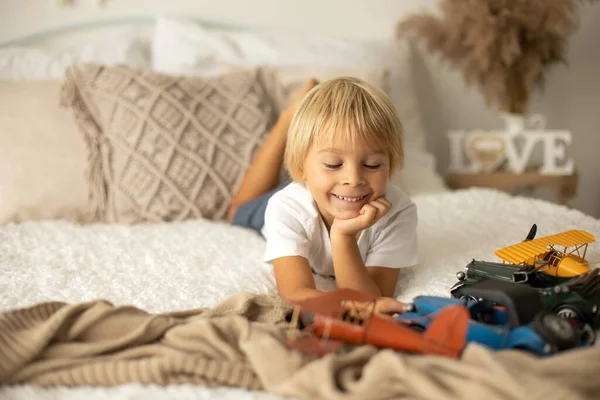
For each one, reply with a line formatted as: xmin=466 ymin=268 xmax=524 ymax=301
xmin=1 ymin=187 xmax=599 ymax=399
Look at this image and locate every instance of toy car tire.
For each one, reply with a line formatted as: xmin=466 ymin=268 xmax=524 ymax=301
xmin=553 ymin=305 xmax=596 ymax=345
xmin=459 ymin=295 xmax=479 ymax=304
xmin=554 ymin=305 xmax=584 ymax=322
xmin=533 ymin=311 xmax=580 ymax=351
xmin=580 ymin=323 xmax=596 ymax=345
xmin=450 ymin=286 xmax=478 ymax=304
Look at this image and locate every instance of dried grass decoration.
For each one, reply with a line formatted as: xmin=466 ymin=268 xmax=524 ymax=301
xmin=397 ymin=0 xmax=598 ymax=114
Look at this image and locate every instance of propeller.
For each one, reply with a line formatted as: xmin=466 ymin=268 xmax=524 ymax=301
xmin=524 ymin=224 xmax=537 ymax=241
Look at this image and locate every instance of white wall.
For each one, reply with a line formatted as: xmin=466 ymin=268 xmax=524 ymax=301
xmin=410 ymin=6 xmax=600 ymax=218
xmin=2 ymin=0 xmax=599 ymax=217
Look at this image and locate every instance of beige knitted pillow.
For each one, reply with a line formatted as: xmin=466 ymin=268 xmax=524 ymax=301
xmin=61 ymin=64 xmax=279 ymax=223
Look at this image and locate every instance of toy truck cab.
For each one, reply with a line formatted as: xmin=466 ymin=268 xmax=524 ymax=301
xmin=450 ymin=259 xmax=569 ymax=298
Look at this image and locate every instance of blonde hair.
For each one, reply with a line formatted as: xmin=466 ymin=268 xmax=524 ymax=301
xmin=284 ymin=77 xmax=404 ymax=181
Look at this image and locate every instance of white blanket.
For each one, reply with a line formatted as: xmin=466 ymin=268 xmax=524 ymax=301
xmin=1 ymin=187 xmax=599 ymax=399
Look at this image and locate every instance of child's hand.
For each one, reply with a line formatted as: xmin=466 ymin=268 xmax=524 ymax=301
xmin=373 ymin=297 xmax=409 ymax=316
xmin=341 ymin=297 xmax=409 ymax=320
xmin=331 ymin=197 xmax=392 ymax=238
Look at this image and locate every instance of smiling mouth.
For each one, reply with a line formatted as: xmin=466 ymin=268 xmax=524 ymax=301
xmin=332 ymin=194 xmax=369 ymax=202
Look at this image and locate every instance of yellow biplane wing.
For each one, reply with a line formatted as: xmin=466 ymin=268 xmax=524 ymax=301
xmin=494 ymin=230 xmax=596 ymax=265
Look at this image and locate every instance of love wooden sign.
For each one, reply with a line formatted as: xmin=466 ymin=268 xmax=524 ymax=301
xmin=447 ymin=115 xmax=574 ymax=176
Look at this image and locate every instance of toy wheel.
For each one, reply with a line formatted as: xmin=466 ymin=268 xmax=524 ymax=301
xmin=553 ymin=305 xmax=596 ymax=345
xmin=580 ymin=323 xmax=596 ymax=345
xmin=459 ymin=295 xmax=479 ymax=305
xmin=554 ymin=305 xmax=595 ymax=336
xmin=533 ymin=311 xmax=580 ymax=351
xmin=555 ymin=305 xmax=584 ymax=321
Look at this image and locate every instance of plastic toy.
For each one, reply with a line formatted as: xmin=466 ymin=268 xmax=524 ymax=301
xmin=398 ymin=280 xmax=591 ymax=356
xmin=283 ymin=288 xmax=469 ymax=359
xmin=450 ymin=259 xmax=600 ymax=339
xmin=494 ymin=224 xmax=595 ymax=277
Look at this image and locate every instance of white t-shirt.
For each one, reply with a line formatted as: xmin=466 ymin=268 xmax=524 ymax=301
xmin=262 ymin=182 xmax=419 ymax=277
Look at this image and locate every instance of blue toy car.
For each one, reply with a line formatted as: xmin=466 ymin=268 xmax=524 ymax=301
xmin=395 ymin=279 xmax=589 ymax=356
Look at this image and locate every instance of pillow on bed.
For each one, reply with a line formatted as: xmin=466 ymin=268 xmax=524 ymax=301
xmin=0 ymin=80 xmax=92 ymax=224
xmin=0 ymin=28 xmax=149 ymax=80
xmin=151 ymin=17 xmax=427 ymax=152
xmin=61 ymin=64 xmax=280 ymax=224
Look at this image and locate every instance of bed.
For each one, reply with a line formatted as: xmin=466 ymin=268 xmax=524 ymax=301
xmin=1 ymin=12 xmax=600 ymax=400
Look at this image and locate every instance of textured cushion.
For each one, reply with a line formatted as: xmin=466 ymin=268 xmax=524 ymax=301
xmin=0 ymin=80 xmax=91 ymax=224
xmin=61 ymin=64 xmax=280 ymax=223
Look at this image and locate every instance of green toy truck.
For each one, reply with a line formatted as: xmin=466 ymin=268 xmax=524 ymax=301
xmin=450 ymin=259 xmax=600 ymax=341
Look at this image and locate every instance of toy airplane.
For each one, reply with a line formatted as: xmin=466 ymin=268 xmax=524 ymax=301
xmin=495 ymin=224 xmax=596 ymax=278
xmin=283 ymin=288 xmax=469 ymax=359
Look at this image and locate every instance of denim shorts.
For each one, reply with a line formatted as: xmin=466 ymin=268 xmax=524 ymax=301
xmin=232 ymin=181 xmax=289 ymax=236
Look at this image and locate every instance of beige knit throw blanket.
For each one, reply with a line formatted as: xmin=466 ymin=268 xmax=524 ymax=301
xmin=1 ymin=293 xmax=599 ymax=400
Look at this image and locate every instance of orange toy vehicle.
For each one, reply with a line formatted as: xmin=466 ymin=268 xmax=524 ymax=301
xmin=283 ymin=288 xmax=470 ymax=359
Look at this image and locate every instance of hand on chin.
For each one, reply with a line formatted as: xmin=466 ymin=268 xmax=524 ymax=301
xmin=333 ymin=209 xmax=362 ymax=220
xmin=331 ymin=197 xmax=392 ymax=238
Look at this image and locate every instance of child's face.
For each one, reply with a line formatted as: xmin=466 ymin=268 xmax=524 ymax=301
xmin=302 ymin=134 xmax=390 ymax=230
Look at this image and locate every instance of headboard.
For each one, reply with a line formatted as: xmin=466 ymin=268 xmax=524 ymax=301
xmin=0 ymin=16 xmax=246 ymax=48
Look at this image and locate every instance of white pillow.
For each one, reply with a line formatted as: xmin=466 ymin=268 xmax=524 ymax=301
xmin=152 ymin=17 xmax=427 ymax=151
xmin=0 ymin=28 xmax=149 ymax=80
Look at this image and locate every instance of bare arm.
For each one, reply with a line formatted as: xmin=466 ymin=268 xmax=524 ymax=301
xmin=366 ymin=266 xmax=400 ymax=298
xmin=330 ymin=233 xmax=384 ymax=297
xmin=273 ymin=256 xmax=323 ymax=302
xmin=329 ymin=197 xmax=400 ymax=298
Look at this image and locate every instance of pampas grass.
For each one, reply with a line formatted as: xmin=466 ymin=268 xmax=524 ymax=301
xmin=397 ymin=0 xmax=598 ymax=114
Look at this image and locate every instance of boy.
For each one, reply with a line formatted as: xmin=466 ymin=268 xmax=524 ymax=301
xmin=228 ymin=78 xmax=418 ymax=311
